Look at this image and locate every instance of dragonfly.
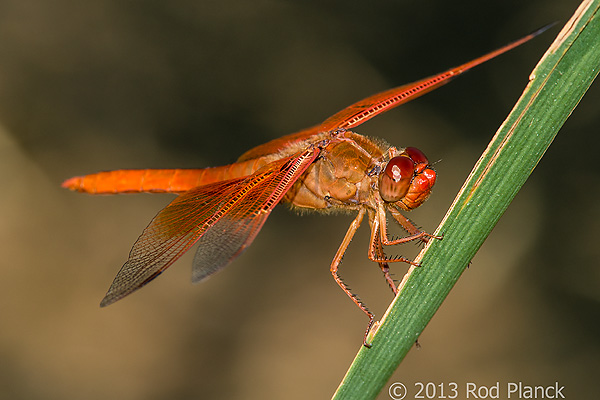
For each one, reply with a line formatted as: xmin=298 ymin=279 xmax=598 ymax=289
xmin=63 ymin=27 xmax=547 ymax=346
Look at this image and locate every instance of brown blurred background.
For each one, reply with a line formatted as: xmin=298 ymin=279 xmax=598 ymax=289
xmin=0 ymin=1 xmax=598 ymax=399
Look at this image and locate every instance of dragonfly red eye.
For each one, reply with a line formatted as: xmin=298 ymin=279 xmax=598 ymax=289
xmin=379 ymin=156 xmax=414 ymax=202
xmin=405 ymin=147 xmax=429 ymax=165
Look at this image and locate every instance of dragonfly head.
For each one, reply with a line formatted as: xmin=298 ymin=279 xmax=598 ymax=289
xmin=378 ymin=147 xmax=436 ymax=210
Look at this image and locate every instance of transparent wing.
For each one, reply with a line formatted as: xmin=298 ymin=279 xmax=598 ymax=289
xmin=100 ymin=147 xmax=320 ymax=306
xmin=318 ymin=26 xmax=548 ymax=132
xmin=237 ymin=26 xmax=548 ymax=162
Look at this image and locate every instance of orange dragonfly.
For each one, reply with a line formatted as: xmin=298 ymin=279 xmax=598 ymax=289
xmin=63 ymin=27 xmax=547 ymax=345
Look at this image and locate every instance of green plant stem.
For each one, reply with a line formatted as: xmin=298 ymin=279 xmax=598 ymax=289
xmin=332 ymin=1 xmax=600 ymax=399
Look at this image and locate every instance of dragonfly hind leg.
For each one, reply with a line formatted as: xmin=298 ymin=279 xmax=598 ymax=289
xmin=330 ymin=208 xmax=376 ymax=347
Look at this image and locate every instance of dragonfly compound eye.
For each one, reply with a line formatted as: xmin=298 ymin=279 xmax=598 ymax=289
xmin=379 ymin=156 xmax=414 ymax=203
xmin=404 ymin=147 xmax=429 ymax=165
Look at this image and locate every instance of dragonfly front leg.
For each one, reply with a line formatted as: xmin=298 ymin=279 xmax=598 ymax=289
xmin=330 ymin=208 xmax=375 ymax=347
xmin=368 ymin=204 xmax=421 ymax=266
xmin=388 ymin=204 xmax=442 ymax=244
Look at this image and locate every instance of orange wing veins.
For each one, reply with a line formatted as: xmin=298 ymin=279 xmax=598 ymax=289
xmin=100 ymin=147 xmax=320 ymax=306
xmin=237 ymin=24 xmax=551 ymax=162
xmin=320 ymin=24 xmax=551 ymax=131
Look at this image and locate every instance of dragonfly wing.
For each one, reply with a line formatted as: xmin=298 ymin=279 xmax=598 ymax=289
xmin=236 ymin=125 xmax=322 ymax=162
xmin=99 ymin=178 xmax=242 ymax=307
xmin=100 ymin=147 xmax=320 ymax=306
xmin=319 ymin=27 xmax=548 ymax=132
xmin=192 ymin=146 xmax=320 ymax=281
xmin=190 ymin=196 xmax=268 ymax=282
xmin=236 ymin=27 xmax=548 ymax=163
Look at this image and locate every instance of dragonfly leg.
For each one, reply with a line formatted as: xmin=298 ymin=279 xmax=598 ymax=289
xmin=368 ymin=211 xmax=398 ymax=295
xmin=375 ymin=241 xmax=398 ymax=295
xmin=387 ymin=204 xmax=442 ymax=245
xmin=330 ymin=208 xmax=375 ymax=347
xmin=368 ymin=205 xmax=420 ymax=266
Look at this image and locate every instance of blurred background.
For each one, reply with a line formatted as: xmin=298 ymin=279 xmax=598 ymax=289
xmin=0 ymin=0 xmax=598 ymax=399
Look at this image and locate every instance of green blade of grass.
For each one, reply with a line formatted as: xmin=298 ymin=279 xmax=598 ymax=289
xmin=332 ymin=1 xmax=600 ymax=399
